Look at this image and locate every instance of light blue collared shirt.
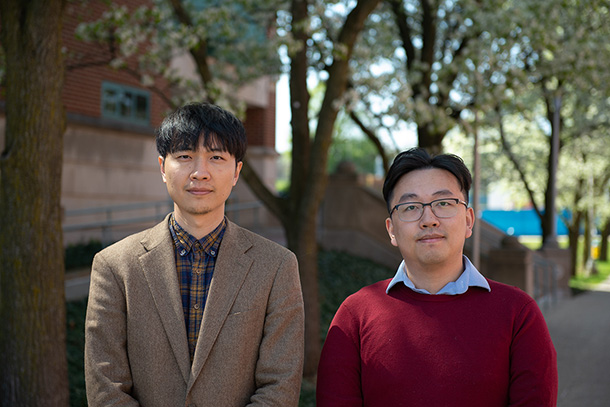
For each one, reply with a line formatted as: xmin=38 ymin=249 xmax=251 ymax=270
xmin=386 ymin=256 xmax=490 ymax=295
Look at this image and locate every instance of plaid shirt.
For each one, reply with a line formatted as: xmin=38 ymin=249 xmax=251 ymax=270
xmin=169 ymin=214 xmax=227 ymax=362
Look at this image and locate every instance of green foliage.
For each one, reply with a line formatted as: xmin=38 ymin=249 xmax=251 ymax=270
xmin=298 ymin=378 xmax=316 ymax=407
xmin=65 ymin=241 xmax=103 ymax=270
xmin=66 ymin=298 xmax=88 ymax=407
xmin=74 ymin=0 xmax=283 ymax=111
xmin=570 ymin=259 xmax=610 ymax=291
xmin=301 ymin=249 xmax=394 ymax=406
xmin=327 ymin=133 xmax=381 ymax=175
xmin=318 ymin=250 xmax=393 ymax=341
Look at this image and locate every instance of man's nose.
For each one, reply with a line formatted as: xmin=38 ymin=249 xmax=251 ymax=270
xmin=419 ymin=204 xmax=439 ymax=227
xmin=190 ymin=157 xmax=210 ymax=179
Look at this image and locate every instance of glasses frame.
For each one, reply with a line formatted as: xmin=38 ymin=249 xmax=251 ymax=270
xmin=389 ymin=198 xmax=468 ymax=222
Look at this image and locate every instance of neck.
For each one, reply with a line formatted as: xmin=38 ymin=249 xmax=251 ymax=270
xmin=404 ymin=257 xmax=464 ymax=294
xmin=173 ymin=207 xmax=224 ymax=239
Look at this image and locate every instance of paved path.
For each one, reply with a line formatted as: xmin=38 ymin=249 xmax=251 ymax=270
xmin=544 ymin=277 xmax=610 ymax=407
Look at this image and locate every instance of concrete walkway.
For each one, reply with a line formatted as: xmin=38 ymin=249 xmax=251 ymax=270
xmin=544 ymin=276 xmax=610 ymax=407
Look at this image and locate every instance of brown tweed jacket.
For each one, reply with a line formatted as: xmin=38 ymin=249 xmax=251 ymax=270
xmin=85 ymin=215 xmax=304 ymax=406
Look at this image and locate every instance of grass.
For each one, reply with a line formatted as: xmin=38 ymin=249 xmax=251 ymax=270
xmin=570 ymin=259 xmax=610 ymax=291
xmin=518 ymin=235 xmax=569 ymax=250
xmin=65 ymin=250 xmax=393 ymax=407
xmin=518 ymin=235 xmax=610 ymax=290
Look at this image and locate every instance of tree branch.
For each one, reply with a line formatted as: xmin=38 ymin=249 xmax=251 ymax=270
xmin=166 ymin=0 xmax=214 ymax=100
xmin=387 ymin=0 xmax=415 ymax=71
xmin=349 ymin=110 xmax=390 ymax=174
xmin=495 ymin=105 xmax=543 ymax=219
xmin=239 ymin=158 xmax=288 ymax=227
xmin=288 ymin=0 xmax=312 ymax=208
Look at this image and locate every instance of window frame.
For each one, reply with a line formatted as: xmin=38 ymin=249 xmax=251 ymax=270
xmin=101 ymin=81 xmax=151 ymax=126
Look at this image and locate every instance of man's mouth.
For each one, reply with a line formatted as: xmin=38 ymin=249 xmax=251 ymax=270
xmin=417 ymin=233 xmax=444 ymax=243
xmin=187 ymin=188 xmax=212 ymax=195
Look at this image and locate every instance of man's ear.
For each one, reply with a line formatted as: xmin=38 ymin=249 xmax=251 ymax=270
xmin=232 ymin=161 xmax=243 ymax=186
xmin=158 ymin=156 xmax=167 ymax=182
xmin=465 ymin=206 xmax=475 ymax=239
xmin=386 ymin=217 xmax=398 ymax=247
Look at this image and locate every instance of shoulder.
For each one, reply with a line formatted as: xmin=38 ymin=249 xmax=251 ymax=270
xmin=340 ymin=279 xmax=393 ymax=310
xmin=225 ymin=221 xmax=295 ymax=259
xmin=483 ymin=279 xmax=546 ymax=320
xmin=487 ymin=279 xmax=535 ymax=303
xmin=94 ymin=217 xmax=170 ymax=262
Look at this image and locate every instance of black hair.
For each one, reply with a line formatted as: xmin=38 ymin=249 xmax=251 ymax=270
xmin=156 ymin=102 xmax=247 ymax=163
xmin=382 ymin=148 xmax=472 ymax=212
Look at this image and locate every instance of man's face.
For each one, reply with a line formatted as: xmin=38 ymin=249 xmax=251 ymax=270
xmin=159 ymin=137 xmax=242 ymax=226
xmin=385 ymin=168 xmax=474 ymax=274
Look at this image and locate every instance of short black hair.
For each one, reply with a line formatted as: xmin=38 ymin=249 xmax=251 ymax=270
xmin=382 ymin=148 xmax=472 ymax=212
xmin=156 ymin=102 xmax=247 ymax=163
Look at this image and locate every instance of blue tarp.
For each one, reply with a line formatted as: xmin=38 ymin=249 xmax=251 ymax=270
xmin=481 ymin=209 xmax=569 ymax=236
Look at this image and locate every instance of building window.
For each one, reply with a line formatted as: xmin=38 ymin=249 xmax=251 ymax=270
xmin=101 ymin=81 xmax=150 ymax=125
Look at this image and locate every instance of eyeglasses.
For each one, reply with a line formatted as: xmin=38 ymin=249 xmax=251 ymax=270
xmin=390 ymin=198 xmax=468 ymax=222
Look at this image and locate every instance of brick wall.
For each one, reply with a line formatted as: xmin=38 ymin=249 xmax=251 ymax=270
xmin=2 ymin=0 xmax=277 ymax=145
xmin=244 ymin=87 xmax=276 ymax=148
xmin=62 ymin=0 xmax=170 ymax=127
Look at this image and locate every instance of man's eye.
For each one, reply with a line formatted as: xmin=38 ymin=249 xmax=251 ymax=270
xmin=403 ymin=205 xmax=418 ymax=212
xmin=437 ymin=200 xmax=453 ymax=207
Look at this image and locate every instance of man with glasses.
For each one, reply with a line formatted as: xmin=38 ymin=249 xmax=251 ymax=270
xmin=316 ymin=148 xmax=557 ymax=406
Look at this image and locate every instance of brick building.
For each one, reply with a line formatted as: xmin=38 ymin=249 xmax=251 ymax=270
xmin=1 ymin=0 xmax=280 ymax=244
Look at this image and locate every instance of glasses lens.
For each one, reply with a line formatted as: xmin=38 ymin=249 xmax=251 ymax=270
xmin=394 ymin=199 xmax=461 ymax=222
xmin=430 ymin=199 xmax=459 ymax=218
xmin=397 ymin=203 xmax=423 ymax=222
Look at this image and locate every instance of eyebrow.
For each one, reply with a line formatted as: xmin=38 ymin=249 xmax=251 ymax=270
xmin=396 ymin=189 xmax=456 ymax=203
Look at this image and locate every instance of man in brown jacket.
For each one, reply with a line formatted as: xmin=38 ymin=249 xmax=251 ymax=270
xmin=85 ymin=103 xmax=304 ymax=406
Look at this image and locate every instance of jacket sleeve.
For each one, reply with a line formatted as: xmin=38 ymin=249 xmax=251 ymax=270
xmin=247 ymin=251 xmax=305 ymax=407
xmin=85 ymin=252 xmax=139 ymax=406
xmin=316 ymin=303 xmax=364 ymax=407
xmin=508 ymin=299 xmax=558 ymax=406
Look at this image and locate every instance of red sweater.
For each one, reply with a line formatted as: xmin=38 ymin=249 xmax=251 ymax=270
xmin=317 ymin=279 xmax=557 ymax=407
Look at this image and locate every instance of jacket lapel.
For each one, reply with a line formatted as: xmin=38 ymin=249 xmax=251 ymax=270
xmin=139 ymin=216 xmax=191 ymax=385
xmin=188 ymin=221 xmax=253 ymax=390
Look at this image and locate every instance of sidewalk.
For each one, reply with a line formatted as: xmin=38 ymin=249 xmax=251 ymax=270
xmin=544 ymin=276 xmax=610 ymax=407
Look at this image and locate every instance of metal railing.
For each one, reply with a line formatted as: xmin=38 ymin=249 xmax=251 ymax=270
xmin=533 ymin=253 xmax=559 ymax=310
xmin=63 ymin=198 xmax=263 ymax=244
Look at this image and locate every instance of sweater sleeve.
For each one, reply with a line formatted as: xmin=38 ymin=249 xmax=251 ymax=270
xmin=508 ymin=299 xmax=558 ymax=406
xmin=316 ymin=302 xmax=364 ymax=407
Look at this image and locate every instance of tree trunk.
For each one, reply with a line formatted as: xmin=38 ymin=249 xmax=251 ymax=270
xmin=564 ymin=176 xmax=585 ymax=277
xmin=581 ymin=208 xmax=597 ymax=276
xmin=284 ymin=213 xmax=320 ymax=379
xmin=567 ymin=217 xmax=581 ymax=278
xmin=0 ymin=1 xmax=69 ymax=406
xmin=541 ymin=142 xmax=556 ymax=248
xmin=600 ymin=219 xmax=610 ymax=262
xmin=240 ymin=0 xmax=382 ymax=379
xmin=417 ymin=125 xmax=444 ymax=155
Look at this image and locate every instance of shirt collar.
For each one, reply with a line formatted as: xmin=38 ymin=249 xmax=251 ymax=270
xmin=386 ymin=255 xmax=491 ymax=295
xmin=169 ymin=214 xmax=226 ymax=258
